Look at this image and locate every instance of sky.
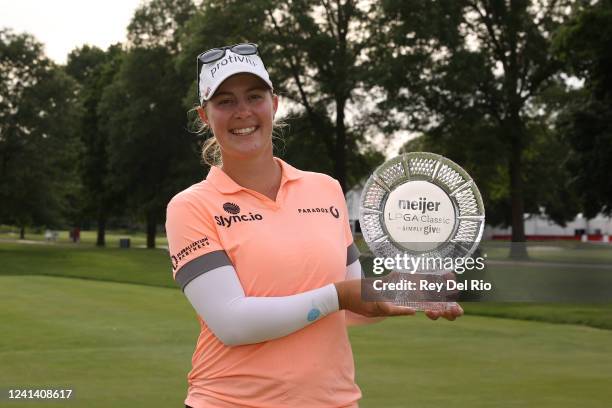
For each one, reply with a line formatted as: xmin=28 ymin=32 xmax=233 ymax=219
xmin=0 ymin=0 xmax=143 ymax=64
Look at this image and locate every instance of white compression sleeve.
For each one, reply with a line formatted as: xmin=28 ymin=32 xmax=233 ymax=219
xmin=183 ymin=265 xmax=340 ymax=346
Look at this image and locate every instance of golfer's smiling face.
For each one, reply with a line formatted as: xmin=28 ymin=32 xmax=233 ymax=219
xmin=200 ymin=73 xmax=278 ymax=161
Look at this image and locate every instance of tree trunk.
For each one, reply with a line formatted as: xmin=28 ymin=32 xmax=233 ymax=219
xmin=334 ymin=96 xmax=347 ymax=192
xmin=19 ymin=225 xmax=25 ymax=240
xmin=96 ymin=213 xmax=106 ymax=247
xmin=334 ymin=5 xmax=349 ymax=193
xmin=146 ymin=213 xmax=156 ymax=249
xmin=508 ymin=116 xmax=528 ymax=259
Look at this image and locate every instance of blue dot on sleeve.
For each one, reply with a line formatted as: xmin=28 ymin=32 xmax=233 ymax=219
xmin=307 ymin=308 xmax=321 ymax=322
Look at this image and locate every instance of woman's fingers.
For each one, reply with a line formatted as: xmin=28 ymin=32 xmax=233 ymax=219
xmin=372 ymin=302 xmax=415 ymax=317
xmin=425 ymin=310 xmax=440 ymax=320
xmin=452 ymin=304 xmax=464 ymax=317
xmin=336 ymin=280 xmax=461 ymax=319
xmin=425 ymin=303 xmax=464 ymax=321
xmin=387 ymin=304 xmax=416 ymax=316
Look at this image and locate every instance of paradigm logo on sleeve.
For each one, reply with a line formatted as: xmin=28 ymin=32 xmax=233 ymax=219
xmin=215 ymin=202 xmax=264 ymax=228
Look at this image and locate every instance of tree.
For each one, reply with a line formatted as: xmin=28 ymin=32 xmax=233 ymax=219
xmin=127 ymin=0 xmax=195 ymax=53
xmin=555 ymin=0 xmax=612 ymax=218
xmin=99 ymin=0 xmax=202 ymax=248
xmin=400 ymin=82 xmax=581 ymax=228
xmin=0 ymin=29 xmax=81 ymax=238
xmin=377 ymin=0 xmax=575 ymax=256
xmin=66 ymin=44 xmax=124 ymax=246
xmin=99 ymin=46 xmax=200 ymax=248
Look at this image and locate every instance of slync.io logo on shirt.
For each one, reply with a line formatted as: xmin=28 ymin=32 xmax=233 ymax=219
xmin=215 ymin=202 xmax=264 ymax=228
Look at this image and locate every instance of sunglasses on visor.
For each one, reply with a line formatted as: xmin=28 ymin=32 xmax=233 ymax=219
xmin=196 ymin=43 xmax=259 ymax=101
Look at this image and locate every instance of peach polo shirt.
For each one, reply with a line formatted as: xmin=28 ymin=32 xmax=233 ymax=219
xmin=165 ymin=158 xmax=361 ymax=408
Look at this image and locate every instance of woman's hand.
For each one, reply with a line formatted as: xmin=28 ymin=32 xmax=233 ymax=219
xmin=334 ymin=279 xmax=416 ymax=317
xmin=424 ymin=303 xmax=464 ymax=321
xmin=334 ymin=279 xmax=464 ymax=321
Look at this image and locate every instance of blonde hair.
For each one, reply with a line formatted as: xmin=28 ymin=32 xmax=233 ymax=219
xmin=188 ymin=92 xmax=287 ymax=167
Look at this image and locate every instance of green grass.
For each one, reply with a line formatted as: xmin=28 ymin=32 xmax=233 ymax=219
xmin=462 ymin=302 xmax=612 ymax=330
xmin=2 ymin=275 xmax=612 ymax=408
xmin=0 ymin=276 xmax=194 ymax=407
xmin=1 ymin=240 xmax=612 ymax=406
xmin=352 ymin=315 xmax=612 ymax=408
xmin=0 ymin=242 xmax=175 ymax=288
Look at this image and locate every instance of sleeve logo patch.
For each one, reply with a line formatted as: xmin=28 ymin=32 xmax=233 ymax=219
xmin=171 ymin=236 xmax=210 ymax=271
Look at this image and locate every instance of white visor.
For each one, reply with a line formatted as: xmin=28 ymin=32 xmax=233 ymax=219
xmin=198 ymin=50 xmax=273 ymax=104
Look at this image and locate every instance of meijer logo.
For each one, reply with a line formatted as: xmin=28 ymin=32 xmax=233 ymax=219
xmin=398 ymin=197 xmax=441 ymax=214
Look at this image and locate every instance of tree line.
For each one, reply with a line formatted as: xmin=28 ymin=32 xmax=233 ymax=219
xmin=1 ymin=0 xmax=610 ymax=252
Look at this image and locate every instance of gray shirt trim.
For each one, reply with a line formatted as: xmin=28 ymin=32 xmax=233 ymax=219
xmin=177 ymin=245 xmax=358 ymax=290
xmin=175 ymin=250 xmax=232 ymax=291
xmin=347 ymin=243 xmax=360 ymax=265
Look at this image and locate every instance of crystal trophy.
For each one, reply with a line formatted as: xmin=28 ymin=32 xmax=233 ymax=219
xmin=359 ymin=152 xmax=485 ymax=311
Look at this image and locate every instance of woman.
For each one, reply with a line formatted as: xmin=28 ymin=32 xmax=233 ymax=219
xmin=165 ymin=43 xmax=463 ymax=408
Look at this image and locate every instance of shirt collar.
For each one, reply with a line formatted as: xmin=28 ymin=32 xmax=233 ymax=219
xmin=206 ymin=157 xmax=303 ymax=195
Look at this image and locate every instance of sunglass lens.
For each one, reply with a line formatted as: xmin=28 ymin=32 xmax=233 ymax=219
xmin=232 ymin=43 xmax=257 ymax=55
xmin=200 ymin=49 xmax=225 ymax=64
